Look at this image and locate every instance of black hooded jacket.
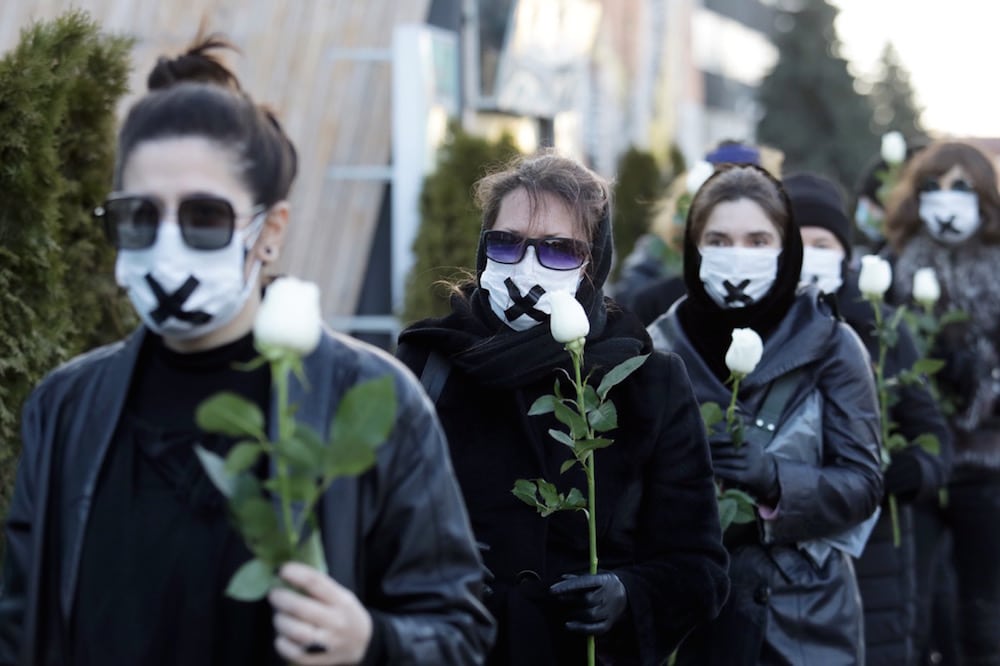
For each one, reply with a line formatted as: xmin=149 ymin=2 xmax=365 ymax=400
xmin=648 ymin=165 xmax=883 ymax=665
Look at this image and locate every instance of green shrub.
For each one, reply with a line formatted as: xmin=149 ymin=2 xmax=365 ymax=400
xmin=611 ymin=147 xmax=664 ymax=279
xmin=0 ymin=11 xmax=134 ymax=563
xmin=401 ymin=125 xmax=520 ymax=325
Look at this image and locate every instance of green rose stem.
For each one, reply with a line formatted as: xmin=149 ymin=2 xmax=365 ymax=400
xmin=566 ymin=337 xmax=598 ymax=666
xmin=870 ymin=301 xmax=901 ymax=548
xmin=725 ymin=374 xmax=743 ymax=448
xmin=273 ymin=354 xmax=298 ymax=549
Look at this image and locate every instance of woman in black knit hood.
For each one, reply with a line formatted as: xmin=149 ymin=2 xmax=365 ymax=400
xmin=649 ymin=164 xmax=883 ymax=665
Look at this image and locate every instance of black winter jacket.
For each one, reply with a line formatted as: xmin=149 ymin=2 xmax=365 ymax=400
xmin=397 ymin=310 xmax=730 ymax=666
xmin=650 ymin=288 xmax=884 ymax=665
xmin=835 ymin=275 xmax=952 ymax=666
xmin=0 ymin=328 xmax=494 ymax=665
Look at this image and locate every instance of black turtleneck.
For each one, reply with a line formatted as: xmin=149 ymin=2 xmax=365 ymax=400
xmin=72 ymin=331 xmax=279 ymax=665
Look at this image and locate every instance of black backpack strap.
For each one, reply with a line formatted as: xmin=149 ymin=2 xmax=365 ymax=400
xmin=419 ymin=351 xmax=451 ymax=404
xmin=747 ymin=368 xmax=806 ymax=446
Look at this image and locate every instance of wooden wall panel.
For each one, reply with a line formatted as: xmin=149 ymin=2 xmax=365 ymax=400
xmin=1 ymin=0 xmax=430 ymax=317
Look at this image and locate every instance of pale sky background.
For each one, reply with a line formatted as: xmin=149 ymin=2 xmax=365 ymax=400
xmin=831 ymin=0 xmax=1000 ymax=138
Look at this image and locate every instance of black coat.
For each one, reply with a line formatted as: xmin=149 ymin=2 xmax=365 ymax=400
xmin=0 ymin=328 xmax=494 ymax=665
xmin=397 ymin=308 xmax=730 ymax=666
xmin=650 ymin=288 xmax=884 ymax=665
xmin=835 ymin=275 xmax=952 ymax=666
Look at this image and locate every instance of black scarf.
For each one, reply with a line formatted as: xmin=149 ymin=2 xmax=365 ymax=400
xmin=677 ymin=166 xmax=804 ymax=382
xmin=399 ymin=201 xmax=648 ymax=389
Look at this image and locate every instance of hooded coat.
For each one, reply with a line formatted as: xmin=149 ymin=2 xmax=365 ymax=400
xmin=648 ymin=166 xmax=883 ymax=665
xmin=396 ymin=196 xmax=729 ymax=665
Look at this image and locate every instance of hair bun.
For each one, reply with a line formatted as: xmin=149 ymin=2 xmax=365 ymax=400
xmin=147 ymin=34 xmax=241 ymax=92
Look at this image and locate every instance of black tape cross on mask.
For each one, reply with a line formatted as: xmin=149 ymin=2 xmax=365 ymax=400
xmin=723 ymin=279 xmax=754 ymax=306
xmin=146 ymin=274 xmax=212 ymax=325
xmin=935 ymin=216 xmax=960 ymax=237
xmin=503 ymin=277 xmax=547 ymax=322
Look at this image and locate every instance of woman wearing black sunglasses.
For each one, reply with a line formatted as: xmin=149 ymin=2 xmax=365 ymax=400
xmin=883 ymin=140 xmax=1000 ymax=666
xmin=0 ymin=37 xmax=492 ymax=666
xmin=396 ymin=153 xmax=729 ymax=665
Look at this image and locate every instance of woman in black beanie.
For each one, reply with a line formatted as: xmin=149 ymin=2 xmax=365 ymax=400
xmin=396 ymin=153 xmax=729 ymax=665
xmin=649 ymin=164 xmax=883 ymax=665
xmin=788 ymin=171 xmax=952 ymax=665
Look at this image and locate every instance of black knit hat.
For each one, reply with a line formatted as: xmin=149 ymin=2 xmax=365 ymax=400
xmin=783 ymin=172 xmax=852 ymax=258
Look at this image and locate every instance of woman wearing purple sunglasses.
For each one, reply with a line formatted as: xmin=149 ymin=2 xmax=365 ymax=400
xmin=396 ymin=153 xmax=729 ymax=665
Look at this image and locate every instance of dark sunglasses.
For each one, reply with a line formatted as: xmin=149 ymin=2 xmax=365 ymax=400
xmin=483 ymin=230 xmax=588 ymax=271
xmin=919 ymin=178 xmax=973 ymax=193
xmin=95 ymin=194 xmax=265 ymax=251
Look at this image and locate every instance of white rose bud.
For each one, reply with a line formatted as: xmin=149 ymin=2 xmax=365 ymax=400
xmin=685 ymin=160 xmax=716 ymax=195
xmin=725 ymin=328 xmax=764 ymax=377
xmin=254 ymin=276 xmax=323 ymax=356
xmin=858 ymin=255 xmax=893 ymax=299
xmin=912 ymin=267 xmax=941 ymax=306
xmin=548 ymin=290 xmax=590 ymax=345
xmin=880 ymin=131 xmax=906 ymax=165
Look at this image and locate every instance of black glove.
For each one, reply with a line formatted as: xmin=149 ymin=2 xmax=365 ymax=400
xmin=711 ymin=438 xmax=780 ymax=503
xmin=548 ymin=571 xmax=628 ymax=635
xmin=936 ymin=347 xmax=979 ymax=409
xmin=883 ymin=449 xmax=925 ymax=503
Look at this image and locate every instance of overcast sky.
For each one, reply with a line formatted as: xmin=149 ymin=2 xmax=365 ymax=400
xmin=831 ymin=0 xmax=1000 ymax=138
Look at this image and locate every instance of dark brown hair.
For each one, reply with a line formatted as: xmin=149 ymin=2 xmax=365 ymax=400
xmin=885 ymin=140 xmax=1000 ymax=249
xmin=114 ymin=34 xmax=297 ymax=207
xmin=686 ymin=164 xmax=788 ymax=244
xmin=474 ymin=152 xmax=609 ymax=244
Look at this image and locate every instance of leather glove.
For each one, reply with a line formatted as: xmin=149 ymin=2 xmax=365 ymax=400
xmin=548 ymin=571 xmax=628 ymax=635
xmin=711 ymin=438 xmax=780 ymax=504
xmin=935 ymin=346 xmax=979 ymax=409
xmin=883 ymin=449 xmax=925 ymax=503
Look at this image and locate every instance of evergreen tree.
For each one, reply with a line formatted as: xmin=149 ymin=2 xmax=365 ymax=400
xmin=756 ymin=0 xmax=876 ymax=189
xmin=401 ymin=125 xmax=520 ymax=324
xmin=612 ymin=147 xmax=663 ymax=280
xmin=870 ymin=42 xmax=926 ymax=141
xmin=0 ymin=11 xmax=133 ymax=558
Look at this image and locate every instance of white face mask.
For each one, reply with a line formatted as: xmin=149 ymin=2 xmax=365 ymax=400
xmin=855 ymin=198 xmax=884 ymax=243
xmin=800 ymin=246 xmax=844 ymax=294
xmin=115 ymin=216 xmax=266 ymax=340
xmin=919 ymin=190 xmax=980 ymax=245
xmin=699 ymin=247 xmax=780 ymax=309
xmin=479 ymin=247 xmax=586 ymax=332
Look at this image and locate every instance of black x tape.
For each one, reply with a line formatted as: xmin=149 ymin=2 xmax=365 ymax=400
xmin=146 ymin=274 xmax=212 ymax=325
xmin=723 ymin=279 xmax=754 ymax=306
xmin=935 ymin=216 xmax=960 ymax=236
xmin=503 ymin=278 xmax=547 ymax=322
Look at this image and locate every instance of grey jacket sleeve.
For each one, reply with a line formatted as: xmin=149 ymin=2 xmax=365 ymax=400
xmin=364 ymin=384 xmax=495 ymax=665
xmin=766 ymin=325 xmax=884 ymax=544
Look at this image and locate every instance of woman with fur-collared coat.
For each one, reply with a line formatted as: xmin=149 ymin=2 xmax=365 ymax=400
xmin=649 ymin=164 xmax=883 ymax=665
xmin=884 ymin=140 xmax=1000 ymax=666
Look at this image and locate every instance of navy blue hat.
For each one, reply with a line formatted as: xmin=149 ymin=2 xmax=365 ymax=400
xmin=783 ymin=172 xmax=852 ymax=258
xmin=705 ymin=141 xmax=760 ymax=166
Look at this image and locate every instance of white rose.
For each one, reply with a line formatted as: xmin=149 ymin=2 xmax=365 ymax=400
xmin=685 ymin=160 xmax=716 ymax=195
xmin=912 ymin=267 xmax=941 ymax=306
xmin=881 ymin=131 xmax=906 ymax=165
xmin=548 ymin=290 xmax=590 ymax=344
xmin=725 ymin=328 xmax=763 ymax=377
xmin=858 ymin=255 xmax=893 ymax=298
xmin=254 ymin=276 xmax=323 ymax=356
